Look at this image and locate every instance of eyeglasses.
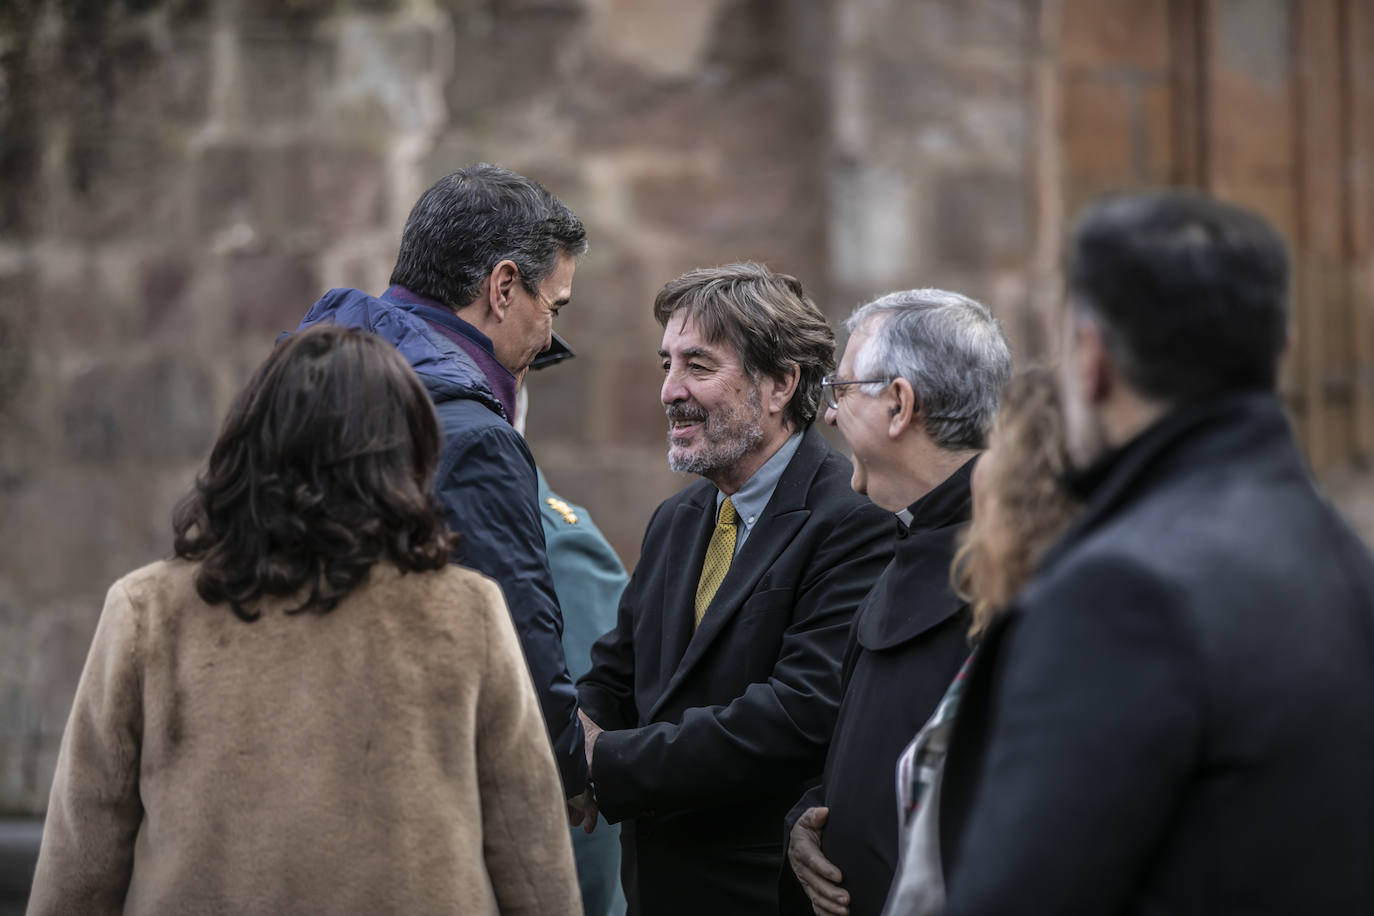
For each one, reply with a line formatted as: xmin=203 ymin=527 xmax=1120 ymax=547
xmin=819 ymin=375 xmax=973 ymax=422
xmin=820 ymin=374 xmax=895 ymax=410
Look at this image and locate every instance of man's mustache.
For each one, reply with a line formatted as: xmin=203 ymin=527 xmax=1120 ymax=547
xmin=666 ymin=404 xmax=707 ymax=424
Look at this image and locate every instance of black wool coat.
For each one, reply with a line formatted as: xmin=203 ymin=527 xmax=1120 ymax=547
xmin=781 ymin=459 xmax=976 ymax=916
xmin=578 ymin=427 xmax=894 ymax=916
xmin=942 ymin=392 xmax=1374 ymax=916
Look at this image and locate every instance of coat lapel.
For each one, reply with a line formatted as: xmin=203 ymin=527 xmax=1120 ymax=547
xmin=647 ymin=429 xmax=828 ymax=721
xmin=656 ymin=489 xmax=717 ymax=691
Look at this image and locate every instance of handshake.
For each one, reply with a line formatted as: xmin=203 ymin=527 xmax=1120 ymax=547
xmin=567 ymin=709 xmax=605 ymax=833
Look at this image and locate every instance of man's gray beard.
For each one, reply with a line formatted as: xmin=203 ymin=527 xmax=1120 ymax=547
xmin=668 ymin=422 xmax=764 ymax=476
xmin=666 ymin=389 xmax=765 ymax=477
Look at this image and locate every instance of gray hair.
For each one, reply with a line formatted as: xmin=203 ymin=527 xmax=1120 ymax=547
xmin=845 ymin=289 xmax=1012 ymax=450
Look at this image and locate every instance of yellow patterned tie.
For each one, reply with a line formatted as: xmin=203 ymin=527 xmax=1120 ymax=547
xmin=694 ymin=496 xmax=738 ymax=627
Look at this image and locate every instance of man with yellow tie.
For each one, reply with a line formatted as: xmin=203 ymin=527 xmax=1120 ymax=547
xmin=577 ymin=262 xmax=894 ymax=916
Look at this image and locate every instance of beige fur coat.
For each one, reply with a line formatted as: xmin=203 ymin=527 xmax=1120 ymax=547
xmin=27 ymin=559 xmax=581 ymax=915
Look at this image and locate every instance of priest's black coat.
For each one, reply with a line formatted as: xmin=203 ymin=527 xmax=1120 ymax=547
xmin=781 ymin=459 xmax=976 ymax=916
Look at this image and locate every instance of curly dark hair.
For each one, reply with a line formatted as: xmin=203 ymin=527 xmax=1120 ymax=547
xmin=173 ymin=325 xmax=457 ymax=621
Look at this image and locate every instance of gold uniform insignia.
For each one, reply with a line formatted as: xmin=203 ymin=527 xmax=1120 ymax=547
xmin=546 ymin=496 xmax=578 ymax=525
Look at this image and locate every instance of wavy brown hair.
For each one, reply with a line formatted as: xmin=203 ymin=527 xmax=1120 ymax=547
xmin=955 ymin=368 xmax=1081 ymax=640
xmin=173 ymin=325 xmax=457 ymax=621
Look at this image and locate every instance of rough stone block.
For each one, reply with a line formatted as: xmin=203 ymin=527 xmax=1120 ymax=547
xmin=322 ymin=22 xmax=439 ymax=133
xmin=30 ymin=739 xmax=62 ymax=813
xmin=0 ymin=60 xmax=44 ymax=238
xmin=443 ymin=8 xmax=583 ymax=118
xmin=32 ymin=252 xmax=127 ymax=352
xmin=61 ymin=131 xmax=184 ymax=243
xmin=196 ymin=143 xmax=261 ymax=240
xmin=0 ymin=273 xmax=46 ymax=492
xmin=931 ymin=170 xmax=1029 ymax=270
xmin=493 ymin=0 xmax=588 ymax=14
xmin=61 ymin=354 xmax=218 ymax=465
xmin=630 ymin=162 xmax=802 ymax=240
xmin=419 ymin=134 xmax=491 ymax=195
xmin=524 ymin=361 xmax=593 ymax=448
xmin=24 ymin=601 xmax=99 ymax=740
xmin=238 ymin=29 xmax=335 ymax=123
xmin=1217 ymin=0 xmax=1290 ymax=90
xmin=0 ymin=468 xmax=194 ymax=605
xmin=1207 ymin=69 xmax=1295 ymax=237
xmin=0 ymin=681 xmax=26 ymax=741
xmin=1141 ymin=82 xmax=1175 ymax=184
xmin=1059 ymin=0 xmax=1170 ymax=73
xmin=278 ymin=145 xmax=389 ymax=239
xmin=829 ymin=163 xmax=914 ymax=289
xmin=0 ymin=737 xmax=36 ymax=813
xmin=0 ymin=275 xmax=37 ymax=423
xmin=576 ymin=81 xmax=818 ymax=169
xmin=595 ymin=353 xmax=671 ymax=449
xmin=139 ymin=255 xmax=195 ymax=341
xmin=326 ymin=252 xmax=392 ymax=298
xmin=903 ymin=0 xmax=1032 ymax=51
xmin=101 ymin=26 xmax=214 ymax=127
xmin=241 ymin=0 xmax=402 ymax=17
xmin=1061 ymin=76 xmax=1135 ymax=194
xmin=226 ymin=252 xmax=321 ymax=335
xmin=594 ymin=0 xmax=723 ymax=79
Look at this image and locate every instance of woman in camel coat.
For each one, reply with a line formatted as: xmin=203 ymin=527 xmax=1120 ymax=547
xmin=28 ymin=325 xmax=581 ymax=915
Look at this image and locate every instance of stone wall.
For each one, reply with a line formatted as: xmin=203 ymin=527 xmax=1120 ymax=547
xmin=2 ymin=0 xmax=1369 ymax=816
xmin=0 ymin=0 xmax=1049 ymax=813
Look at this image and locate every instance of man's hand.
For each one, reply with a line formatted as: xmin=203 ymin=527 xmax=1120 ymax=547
xmin=578 ymin=709 xmax=604 ymax=771
xmin=567 ymin=787 xmax=598 ymax=834
xmin=789 ymin=806 xmax=849 ymax=916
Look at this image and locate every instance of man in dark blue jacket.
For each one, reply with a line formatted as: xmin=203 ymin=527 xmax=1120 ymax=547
xmin=294 ymin=163 xmax=594 ymax=821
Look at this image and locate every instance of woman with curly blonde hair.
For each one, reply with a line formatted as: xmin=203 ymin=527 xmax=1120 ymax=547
xmin=955 ymin=367 xmax=1081 ymax=641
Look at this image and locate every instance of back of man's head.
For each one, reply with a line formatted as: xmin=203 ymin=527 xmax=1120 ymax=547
xmin=845 ymin=289 xmax=1012 ymax=451
xmin=390 ymin=163 xmax=588 ymax=310
xmin=654 ymin=261 xmax=836 ymax=430
xmin=1069 ymin=190 xmax=1289 ymax=403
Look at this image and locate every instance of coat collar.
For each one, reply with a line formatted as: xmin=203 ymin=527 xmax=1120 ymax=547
xmin=1039 ymin=390 xmax=1295 ymax=576
xmin=296 ymin=287 xmax=506 ymax=418
xmin=899 ymin=455 xmax=977 ymax=535
xmin=648 ymin=426 xmax=831 ymax=720
xmin=856 ymin=457 xmax=975 ymax=651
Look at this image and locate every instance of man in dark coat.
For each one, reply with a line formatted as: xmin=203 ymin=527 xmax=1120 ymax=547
xmin=938 ymin=191 xmax=1374 ymax=915
xmin=577 ymin=263 xmax=893 ymax=916
xmin=294 ymin=164 xmax=595 ymax=821
xmin=781 ymin=290 xmax=1011 ymax=916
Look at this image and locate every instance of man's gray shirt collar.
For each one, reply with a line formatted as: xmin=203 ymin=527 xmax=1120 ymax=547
xmin=715 ymin=431 xmax=804 ymax=556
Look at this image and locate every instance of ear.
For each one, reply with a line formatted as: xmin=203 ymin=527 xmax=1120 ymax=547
xmin=762 ymin=363 xmax=801 ymax=420
xmin=888 ymin=377 xmax=917 ymax=438
xmin=1075 ymin=315 xmax=1112 ymax=403
xmin=485 ymin=260 xmax=521 ymax=321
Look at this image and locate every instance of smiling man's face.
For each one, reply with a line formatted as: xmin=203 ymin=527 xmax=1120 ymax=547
xmin=658 ymin=313 xmax=765 ymax=482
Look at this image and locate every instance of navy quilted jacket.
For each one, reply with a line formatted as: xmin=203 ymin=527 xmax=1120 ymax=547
xmin=295 ymin=287 xmax=588 ymax=794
